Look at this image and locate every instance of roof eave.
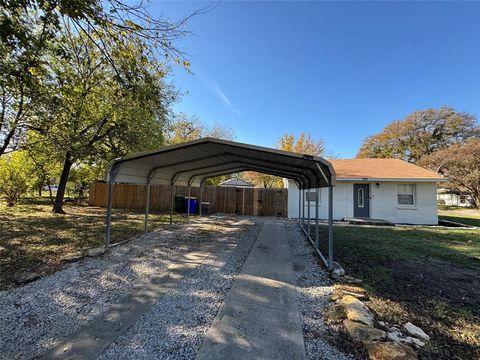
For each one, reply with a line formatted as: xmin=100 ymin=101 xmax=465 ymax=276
xmin=335 ymin=177 xmax=448 ymax=182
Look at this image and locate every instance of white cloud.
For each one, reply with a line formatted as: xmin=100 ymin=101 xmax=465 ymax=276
xmin=212 ymin=84 xmax=241 ymax=114
xmin=197 ymin=71 xmax=241 ymax=115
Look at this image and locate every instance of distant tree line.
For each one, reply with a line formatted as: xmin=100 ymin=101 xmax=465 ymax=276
xmin=357 ymin=107 xmax=480 ymax=208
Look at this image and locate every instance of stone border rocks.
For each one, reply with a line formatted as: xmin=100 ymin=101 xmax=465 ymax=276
xmin=327 ymin=282 xmax=431 ymax=360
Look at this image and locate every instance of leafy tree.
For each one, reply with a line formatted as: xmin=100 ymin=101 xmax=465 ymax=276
xmin=24 ymin=132 xmax=62 ymax=200
xmin=1 ymin=0 xmax=202 ymax=80
xmin=357 ymin=107 xmax=479 ymax=162
xmin=67 ymin=162 xmax=103 ymax=199
xmin=0 ymin=0 xmax=57 ymax=156
xmin=208 ymin=122 xmax=235 ymax=141
xmin=0 ymin=0 xmax=206 ymax=157
xmin=203 ymin=174 xmax=234 ymax=186
xmin=278 ymin=132 xmax=325 ymax=156
xmin=0 ymin=40 xmax=47 ymax=157
xmin=164 ymin=113 xmax=234 ymax=145
xmin=34 ymin=29 xmax=176 ymax=213
xmin=241 ymin=132 xmax=325 ymax=188
xmin=164 ymin=113 xmax=204 ymax=145
xmin=0 ymin=151 xmax=34 ymax=206
xmin=418 ymin=138 xmax=480 ymax=209
xmin=241 ymin=171 xmax=283 ymax=189
xmin=164 ymin=113 xmax=235 ymax=185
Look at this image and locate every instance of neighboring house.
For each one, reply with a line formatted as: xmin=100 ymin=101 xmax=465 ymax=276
xmin=437 ymin=188 xmax=474 ymax=207
xmin=286 ymin=158 xmax=446 ymax=225
xmin=218 ymin=177 xmax=255 ymax=188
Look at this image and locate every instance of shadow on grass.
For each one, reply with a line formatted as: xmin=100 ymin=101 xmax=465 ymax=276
xmin=315 ymin=224 xmax=480 ymax=360
xmin=0 ymin=203 xmax=186 ymax=290
xmin=439 ymin=215 xmax=480 ymax=227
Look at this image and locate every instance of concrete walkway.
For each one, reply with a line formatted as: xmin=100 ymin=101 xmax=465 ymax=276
xmin=196 ymin=219 xmax=305 ymax=360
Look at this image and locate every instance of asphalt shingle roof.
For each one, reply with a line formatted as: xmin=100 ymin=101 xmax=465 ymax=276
xmin=330 ymin=159 xmax=443 ymax=180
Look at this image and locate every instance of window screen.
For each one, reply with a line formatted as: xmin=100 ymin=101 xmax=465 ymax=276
xmin=397 ymin=184 xmax=415 ymax=205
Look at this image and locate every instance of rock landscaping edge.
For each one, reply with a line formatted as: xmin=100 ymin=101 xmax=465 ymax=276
xmin=326 ymin=277 xmax=432 ymax=360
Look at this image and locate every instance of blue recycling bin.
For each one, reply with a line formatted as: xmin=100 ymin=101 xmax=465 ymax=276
xmin=184 ymin=197 xmax=198 ymax=214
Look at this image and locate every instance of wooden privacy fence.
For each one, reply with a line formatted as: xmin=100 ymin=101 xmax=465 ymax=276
xmin=89 ymin=183 xmax=288 ymax=217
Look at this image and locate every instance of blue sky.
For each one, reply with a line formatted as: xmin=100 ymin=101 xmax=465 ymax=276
xmin=156 ymin=1 xmax=480 ymax=158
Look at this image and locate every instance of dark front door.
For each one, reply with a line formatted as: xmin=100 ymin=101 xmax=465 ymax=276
xmin=353 ymin=184 xmax=370 ymax=218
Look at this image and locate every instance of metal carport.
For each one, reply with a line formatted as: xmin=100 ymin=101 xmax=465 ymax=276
xmin=103 ymin=138 xmax=336 ymax=269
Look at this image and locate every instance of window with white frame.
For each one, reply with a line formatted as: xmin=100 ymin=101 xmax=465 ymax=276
xmin=397 ymin=184 xmax=415 ymax=206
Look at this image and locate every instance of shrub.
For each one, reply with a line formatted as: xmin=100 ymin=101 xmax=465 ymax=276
xmin=0 ymin=152 xmax=32 ymax=206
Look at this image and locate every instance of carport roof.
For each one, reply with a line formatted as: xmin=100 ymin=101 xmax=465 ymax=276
xmin=105 ymin=138 xmax=335 ymax=189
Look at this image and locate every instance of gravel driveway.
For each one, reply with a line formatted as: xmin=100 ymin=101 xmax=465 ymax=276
xmin=0 ymin=216 xmax=352 ymax=360
xmin=0 ymin=216 xmax=260 ymax=360
xmin=286 ymin=223 xmax=354 ymax=360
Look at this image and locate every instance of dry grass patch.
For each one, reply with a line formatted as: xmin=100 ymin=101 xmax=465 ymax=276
xmin=0 ymin=200 xmax=184 ymax=290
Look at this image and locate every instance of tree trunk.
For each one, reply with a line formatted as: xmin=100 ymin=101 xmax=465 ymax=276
xmin=52 ymin=153 xmax=73 ymax=214
xmin=0 ymin=120 xmax=18 ymax=158
xmin=472 ymin=193 xmax=479 ymax=210
xmin=47 ymin=180 xmax=54 ymax=205
xmin=38 ymin=186 xmax=42 ymax=197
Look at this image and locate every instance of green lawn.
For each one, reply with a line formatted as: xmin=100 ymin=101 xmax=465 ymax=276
xmin=438 ymin=207 xmax=480 ymax=227
xmin=316 ymin=224 xmax=480 ymax=360
xmin=439 ymin=215 xmax=480 ymax=227
xmin=0 ymin=200 xmax=185 ymax=290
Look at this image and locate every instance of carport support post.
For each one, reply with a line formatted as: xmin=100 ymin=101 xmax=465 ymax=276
xmin=315 ymin=187 xmax=319 ymax=248
xmin=169 ymin=183 xmax=174 ymax=225
xmin=301 ymin=188 xmax=305 ymax=228
xmin=328 ymin=185 xmax=334 ymax=270
xmin=144 ymin=183 xmax=151 ymax=233
xmin=298 ymin=185 xmax=301 ymax=223
xmin=199 ymin=182 xmax=203 ymax=217
xmin=242 ymin=187 xmax=245 ymax=215
xmin=307 ymin=190 xmax=311 ymax=236
xmin=105 ymin=172 xmax=114 ymax=248
xmin=187 ymin=185 xmax=191 ymax=221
